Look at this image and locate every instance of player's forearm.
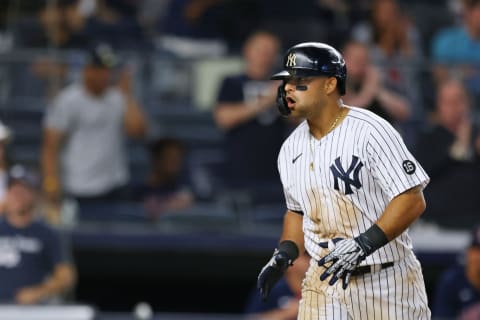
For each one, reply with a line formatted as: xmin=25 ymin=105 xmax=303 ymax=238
xmin=280 ymin=211 xmax=305 ymax=255
xmin=36 ymin=264 xmax=77 ymax=299
xmin=376 ymin=88 xmax=411 ymax=121
xmin=124 ymin=97 xmax=146 ymax=138
xmin=41 ymin=130 xmax=62 ymax=193
xmin=376 ymin=185 xmax=426 ymax=241
xmin=345 ymin=86 xmax=377 ymax=108
xmin=41 ymin=147 xmax=58 ymax=180
xmin=214 ymin=101 xmax=268 ymax=130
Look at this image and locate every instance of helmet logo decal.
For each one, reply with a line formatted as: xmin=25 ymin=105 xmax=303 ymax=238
xmin=286 ymin=53 xmax=296 ymax=67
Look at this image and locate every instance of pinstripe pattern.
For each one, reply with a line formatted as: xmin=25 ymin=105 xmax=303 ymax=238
xmin=298 ymin=254 xmax=431 ymax=319
xmin=278 ymin=106 xmax=431 ymax=319
xmin=278 ymin=106 xmax=428 ymax=264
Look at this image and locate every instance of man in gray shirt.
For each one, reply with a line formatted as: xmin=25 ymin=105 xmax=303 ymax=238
xmin=42 ymin=44 xmax=146 ymax=212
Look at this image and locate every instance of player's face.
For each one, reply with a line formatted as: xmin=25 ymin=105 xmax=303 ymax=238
xmin=84 ymin=66 xmax=112 ymax=95
xmin=344 ymin=43 xmax=369 ymax=80
xmin=373 ymin=0 xmax=399 ymax=28
xmin=155 ymin=146 xmax=184 ymax=178
xmin=437 ymin=81 xmax=469 ymax=126
xmin=5 ymin=182 xmax=37 ymax=217
xmin=466 ymin=4 xmax=480 ymax=33
xmin=283 ymin=76 xmax=333 ymax=118
xmin=244 ymin=33 xmax=280 ymax=80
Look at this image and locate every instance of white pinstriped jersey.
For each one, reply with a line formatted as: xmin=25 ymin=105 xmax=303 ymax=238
xmin=278 ymin=106 xmax=429 ymax=265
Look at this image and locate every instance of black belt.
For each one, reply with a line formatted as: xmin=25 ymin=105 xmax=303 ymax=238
xmin=351 ymin=262 xmax=394 ymax=277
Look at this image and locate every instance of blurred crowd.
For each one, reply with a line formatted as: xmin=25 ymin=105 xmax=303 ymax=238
xmin=0 ymin=0 xmax=479 ymax=317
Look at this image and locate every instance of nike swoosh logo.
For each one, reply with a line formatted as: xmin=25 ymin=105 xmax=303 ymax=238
xmin=292 ymin=153 xmax=303 ymax=164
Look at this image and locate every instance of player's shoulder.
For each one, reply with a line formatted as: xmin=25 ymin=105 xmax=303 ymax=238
xmin=105 ymin=87 xmax=124 ymax=101
xmin=346 ymin=106 xmax=396 ymax=135
xmin=54 ymin=83 xmax=83 ymax=105
xmin=280 ymin=120 xmax=309 ymax=153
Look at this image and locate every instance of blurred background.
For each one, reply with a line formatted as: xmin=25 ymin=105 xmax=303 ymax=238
xmin=0 ymin=0 xmax=479 ymax=319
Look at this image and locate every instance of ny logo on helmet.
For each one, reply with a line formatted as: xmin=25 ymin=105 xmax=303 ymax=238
xmin=286 ymin=53 xmax=296 ymax=67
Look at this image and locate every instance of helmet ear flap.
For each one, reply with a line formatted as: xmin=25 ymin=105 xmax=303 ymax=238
xmin=276 ymin=83 xmax=291 ymax=116
xmin=336 ymin=69 xmax=346 ymax=95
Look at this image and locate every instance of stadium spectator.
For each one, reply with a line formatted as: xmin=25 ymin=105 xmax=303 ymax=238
xmin=415 ymin=79 xmax=480 ymax=177
xmin=244 ymin=253 xmax=310 ymax=320
xmin=351 ymin=0 xmax=423 ymax=60
xmin=213 ymin=30 xmax=286 ymax=199
xmin=342 ymin=40 xmax=411 ymax=125
xmin=431 ymin=0 xmax=480 ymax=98
xmin=414 ymin=79 xmax=480 ymax=227
xmin=312 ymin=0 xmax=369 ymax=49
xmin=351 ymin=0 xmax=424 ymax=123
xmin=41 ymin=43 xmax=146 ymax=215
xmin=134 ymin=138 xmax=194 ymax=220
xmin=0 ymin=165 xmax=76 ymax=304
xmin=432 ymin=225 xmax=480 ymax=319
xmin=14 ymin=0 xmax=86 ymax=50
xmin=0 ymin=122 xmax=12 ymax=214
xmin=9 ymin=0 xmax=86 ymax=99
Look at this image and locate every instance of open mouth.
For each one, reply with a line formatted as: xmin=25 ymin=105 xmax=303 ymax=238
xmin=286 ymin=96 xmax=296 ymax=108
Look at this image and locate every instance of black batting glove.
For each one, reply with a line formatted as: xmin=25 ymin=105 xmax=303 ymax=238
xmin=257 ymin=250 xmax=291 ymax=300
xmin=257 ymin=240 xmax=299 ymax=301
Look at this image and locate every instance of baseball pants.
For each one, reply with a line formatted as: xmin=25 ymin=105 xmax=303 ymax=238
xmin=298 ymin=253 xmax=431 ymax=319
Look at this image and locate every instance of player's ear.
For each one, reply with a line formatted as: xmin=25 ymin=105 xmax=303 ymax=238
xmin=325 ymin=77 xmax=338 ymax=95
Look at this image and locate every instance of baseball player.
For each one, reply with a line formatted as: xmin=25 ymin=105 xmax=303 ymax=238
xmin=257 ymin=42 xmax=431 ymax=319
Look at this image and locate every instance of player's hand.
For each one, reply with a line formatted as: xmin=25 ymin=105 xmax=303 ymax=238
xmin=42 ymin=175 xmax=61 ymax=203
xmin=257 ymin=249 xmax=291 ymax=301
xmin=254 ymin=82 xmax=282 ymax=112
xmin=267 ymin=81 xmax=282 ymax=96
xmin=363 ymin=66 xmax=381 ymax=96
xmin=318 ymin=238 xmax=367 ymax=289
xmin=15 ymin=286 xmax=45 ymax=305
xmin=117 ymin=67 xmax=134 ymax=97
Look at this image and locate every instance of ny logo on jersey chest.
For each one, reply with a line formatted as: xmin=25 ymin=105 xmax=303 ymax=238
xmin=330 ymin=155 xmax=363 ymax=195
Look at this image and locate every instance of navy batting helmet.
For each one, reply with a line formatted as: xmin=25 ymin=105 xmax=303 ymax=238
xmin=271 ymin=42 xmax=347 ymax=95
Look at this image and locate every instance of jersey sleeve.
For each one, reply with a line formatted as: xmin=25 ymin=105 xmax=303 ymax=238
xmin=111 ymin=88 xmax=127 ymax=114
xmin=44 ymin=93 xmax=76 ymax=133
xmin=364 ymin=120 xmax=430 ymax=201
xmin=216 ymin=76 xmax=243 ymax=103
xmin=278 ymin=143 xmax=303 ymax=213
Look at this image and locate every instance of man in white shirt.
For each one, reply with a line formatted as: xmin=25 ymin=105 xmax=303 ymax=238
xmin=42 ymin=43 xmax=146 ymax=209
